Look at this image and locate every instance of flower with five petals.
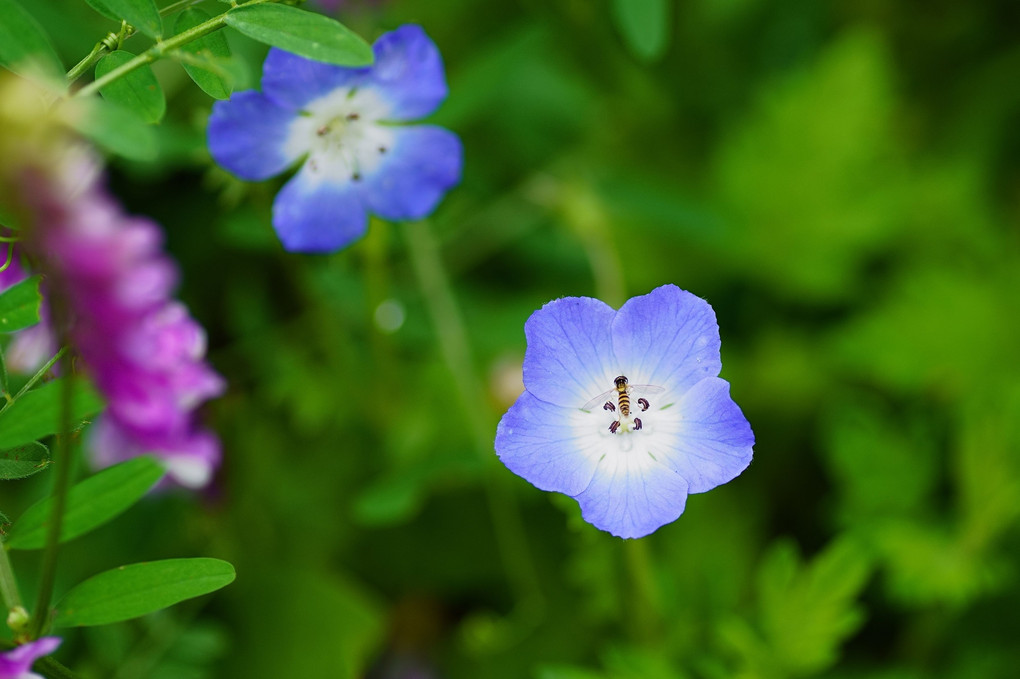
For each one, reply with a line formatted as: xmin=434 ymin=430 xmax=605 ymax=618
xmin=495 ymin=285 xmax=754 ymax=539
xmin=208 ymin=25 xmax=462 ymax=253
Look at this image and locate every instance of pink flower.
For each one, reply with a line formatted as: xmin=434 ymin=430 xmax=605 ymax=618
xmin=0 ymin=637 xmax=61 ymax=679
xmin=13 ymin=148 xmax=225 ymax=488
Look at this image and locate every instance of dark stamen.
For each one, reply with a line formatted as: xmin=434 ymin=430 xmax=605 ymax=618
xmin=609 ymin=421 xmax=620 ymax=434
xmin=346 ymin=113 xmax=360 ymax=121
xmin=638 ymin=398 xmax=649 ymax=411
xmin=603 ymin=402 xmax=616 ymax=412
xmin=633 ymin=418 xmax=643 ymax=431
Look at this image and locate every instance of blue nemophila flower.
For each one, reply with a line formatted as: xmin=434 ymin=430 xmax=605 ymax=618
xmin=207 ymin=25 xmax=462 ymax=253
xmin=495 ymin=285 xmax=754 ymax=539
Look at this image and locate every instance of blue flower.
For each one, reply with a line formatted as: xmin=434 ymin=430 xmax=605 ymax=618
xmin=207 ymin=25 xmax=462 ymax=253
xmin=495 ymin=285 xmax=754 ymax=539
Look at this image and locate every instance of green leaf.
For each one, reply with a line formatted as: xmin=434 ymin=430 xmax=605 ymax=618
xmin=0 ymin=442 xmax=51 ymax=480
xmin=224 ymin=5 xmax=373 ymax=67
xmin=83 ymin=0 xmax=120 ymax=23
xmin=0 ymin=377 xmax=105 ymax=450
xmin=611 ymin=0 xmax=670 ymax=62
xmin=0 ymin=275 xmax=41 ymax=332
xmin=6 ymin=457 xmax=164 ymax=550
xmin=174 ymin=8 xmax=232 ymax=100
xmin=70 ymin=96 xmax=157 ymax=161
xmin=95 ymin=51 xmax=166 ymax=124
xmin=54 ymin=558 xmax=236 ymax=627
xmin=100 ymin=0 xmax=162 ymax=40
xmin=0 ymin=0 xmax=64 ymax=82
xmin=0 ymin=342 xmax=8 ymax=394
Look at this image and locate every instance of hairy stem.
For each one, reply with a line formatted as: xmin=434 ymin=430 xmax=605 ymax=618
xmin=0 ymin=545 xmax=22 ymax=611
xmin=71 ymin=0 xmax=280 ymax=99
xmin=28 ymin=348 xmax=74 ymax=639
xmin=405 ymin=221 xmax=545 ymax=620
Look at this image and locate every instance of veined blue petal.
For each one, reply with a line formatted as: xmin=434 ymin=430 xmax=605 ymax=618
xmin=611 ymin=284 xmax=722 ymax=397
xmin=361 ymin=125 xmax=462 ymax=220
xmin=495 ymin=392 xmax=604 ymax=497
xmin=208 ymin=91 xmax=303 ymax=181
xmin=650 ymin=377 xmax=754 ymax=493
xmin=368 ymin=25 xmax=448 ymax=121
xmin=522 ymin=295 xmax=620 ymax=408
xmin=272 ymin=166 xmax=367 ymax=253
xmin=574 ymin=449 xmax=690 ymax=539
xmin=261 ymin=47 xmax=366 ymax=111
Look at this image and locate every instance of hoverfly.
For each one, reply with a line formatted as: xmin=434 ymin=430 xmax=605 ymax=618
xmin=581 ymin=375 xmax=665 ymax=433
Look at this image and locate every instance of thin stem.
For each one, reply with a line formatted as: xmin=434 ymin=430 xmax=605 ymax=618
xmin=623 ymin=539 xmax=662 ymax=644
xmin=3 ymin=348 xmax=66 ymax=411
xmin=404 ymin=221 xmax=545 ymax=618
xmin=65 ymin=41 xmax=111 ymax=84
xmin=0 ymin=242 xmax=12 ymax=273
xmin=71 ymin=0 xmax=280 ymax=99
xmin=28 ymin=348 xmax=74 ymax=639
xmin=0 ymin=545 xmax=23 ymax=611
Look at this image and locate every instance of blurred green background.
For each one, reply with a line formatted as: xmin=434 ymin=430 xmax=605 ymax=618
xmin=5 ymin=0 xmax=1020 ymax=677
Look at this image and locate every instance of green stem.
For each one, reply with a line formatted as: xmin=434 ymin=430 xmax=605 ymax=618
xmin=0 ymin=544 xmax=22 ymax=611
xmin=623 ymin=538 xmax=662 ymax=644
xmin=66 ymin=41 xmax=111 ymax=84
xmin=2 ymin=348 xmax=66 ymax=412
xmin=71 ymin=0 xmax=281 ymax=99
xmin=404 ymin=221 xmax=544 ymax=616
xmin=28 ymin=349 xmax=74 ymax=639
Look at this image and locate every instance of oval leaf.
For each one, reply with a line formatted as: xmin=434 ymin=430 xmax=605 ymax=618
xmin=54 ymin=558 xmax=236 ymax=627
xmin=175 ymin=8 xmax=232 ymax=100
xmin=100 ymin=0 xmax=162 ymax=39
xmin=0 ymin=442 xmax=50 ymax=480
xmin=0 ymin=377 xmax=105 ymax=450
xmin=224 ymin=5 xmax=373 ymax=67
xmin=95 ymin=50 xmax=166 ymax=124
xmin=83 ymin=0 xmax=121 ymax=22
xmin=7 ymin=456 xmax=164 ymax=550
xmin=611 ymin=0 xmax=671 ymax=63
xmin=0 ymin=0 xmax=64 ymax=82
xmin=0 ymin=275 xmax=41 ymax=332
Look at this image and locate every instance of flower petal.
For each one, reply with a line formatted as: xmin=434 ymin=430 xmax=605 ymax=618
xmin=361 ymin=125 xmax=462 ymax=221
xmin=611 ymin=284 xmax=722 ymax=397
xmin=495 ymin=391 xmax=605 ymax=497
xmin=208 ymin=91 xmax=303 ymax=181
xmin=521 ymin=295 xmax=620 ymax=408
xmin=261 ymin=47 xmax=365 ymax=110
xmin=0 ymin=636 xmax=61 ymax=674
xmin=574 ymin=448 xmax=690 ymax=539
xmin=368 ymin=25 xmax=449 ymax=121
xmin=650 ymin=377 xmax=754 ymax=493
xmin=272 ymin=166 xmax=368 ymax=253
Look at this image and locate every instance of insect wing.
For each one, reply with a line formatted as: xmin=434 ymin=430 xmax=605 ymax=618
xmin=581 ymin=388 xmax=616 ymax=412
xmin=628 ymin=384 xmax=665 ymax=397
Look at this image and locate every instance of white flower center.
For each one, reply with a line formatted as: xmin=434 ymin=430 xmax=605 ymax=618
xmin=284 ymin=87 xmax=397 ymax=185
xmin=579 ymin=376 xmax=674 ymax=454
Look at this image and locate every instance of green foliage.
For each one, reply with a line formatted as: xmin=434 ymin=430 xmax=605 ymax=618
xmin=174 ymin=8 xmax=233 ymax=100
xmin=95 ymin=50 xmax=166 ymax=124
xmin=0 ymin=0 xmax=63 ymax=81
xmin=81 ymin=0 xmax=120 ymax=23
xmin=720 ymin=537 xmax=872 ymax=677
xmin=223 ymin=5 xmax=374 ymax=67
xmin=0 ymin=441 xmax=50 ymax=480
xmin=6 ymin=456 xmax=164 ymax=549
xmin=69 ymin=96 xmax=157 ymax=161
xmin=99 ymin=0 xmax=162 ymax=39
xmin=0 ymin=377 xmax=104 ymax=449
xmin=611 ymin=0 xmax=671 ymax=62
xmin=53 ymin=558 xmax=236 ymax=627
xmin=0 ymin=275 xmax=40 ymax=332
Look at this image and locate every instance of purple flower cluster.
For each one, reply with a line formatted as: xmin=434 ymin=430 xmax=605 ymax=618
xmin=0 ymin=637 xmax=60 ymax=679
xmin=17 ymin=150 xmax=225 ymax=487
